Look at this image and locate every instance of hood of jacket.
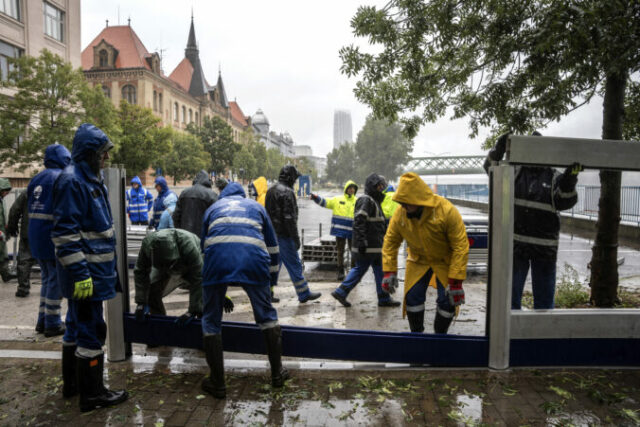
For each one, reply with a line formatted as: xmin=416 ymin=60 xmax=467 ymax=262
xmin=71 ymin=123 xmax=113 ymax=163
xmin=151 ymin=229 xmax=180 ymax=268
xmin=364 ymin=173 xmax=386 ymax=204
xmin=162 ymin=192 xmax=178 ymax=209
xmin=385 ymin=184 xmax=395 ymax=193
xmin=343 ymin=180 xmax=358 ymax=197
xmin=0 ymin=178 xmax=11 ymax=193
xmin=392 ymin=172 xmax=437 ymax=207
xmin=130 ymin=176 xmax=143 ymax=187
xmin=253 ymin=176 xmax=268 ymax=197
xmin=154 ymin=176 xmax=169 ymax=195
xmin=278 ymin=165 xmax=300 ymax=187
xmin=194 ymin=170 xmax=212 ymax=188
xmin=44 ymin=144 xmax=71 ymax=169
xmin=220 ymin=182 xmax=246 ymax=199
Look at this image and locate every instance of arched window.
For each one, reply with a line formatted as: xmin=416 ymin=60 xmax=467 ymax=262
xmin=158 ymin=93 xmax=163 ymax=112
xmin=182 ymin=105 xmax=186 ymax=123
xmin=99 ymin=49 xmax=108 ymax=67
xmin=102 ymin=85 xmax=110 ymax=98
xmin=188 ymin=109 xmax=193 ymax=123
xmin=173 ymin=102 xmax=179 ymax=121
xmin=153 ymin=91 xmax=157 ymax=111
xmin=121 ymin=84 xmax=136 ymax=104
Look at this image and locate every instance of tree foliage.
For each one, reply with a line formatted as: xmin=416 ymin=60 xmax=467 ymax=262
xmin=340 ymin=0 xmax=640 ymax=307
xmin=159 ymin=128 xmax=209 ymax=185
xmin=232 ymin=146 xmax=257 ymax=183
xmin=78 ymin=84 xmax=120 ymax=145
xmin=266 ymin=148 xmax=287 ymax=181
xmin=113 ymin=100 xmax=170 ymax=177
xmin=0 ymin=49 xmax=86 ymax=165
xmin=187 ymin=116 xmax=240 ymax=175
xmin=623 ymin=80 xmax=640 ymax=141
xmin=326 ymin=142 xmax=358 ymax=185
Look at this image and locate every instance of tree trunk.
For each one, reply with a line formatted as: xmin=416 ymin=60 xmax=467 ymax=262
xmin=589 ymin=71 xmax=627 ymax=307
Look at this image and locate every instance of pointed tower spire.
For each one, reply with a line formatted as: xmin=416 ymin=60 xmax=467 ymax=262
xmin=183 ymin=17 xmax=208 ymax=98
xmin=185 ymin=14 xmax=198 ymax=65
xmin=216 ymin=70 xmax=229 ymax=108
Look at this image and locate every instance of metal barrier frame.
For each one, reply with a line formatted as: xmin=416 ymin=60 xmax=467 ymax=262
xmin=104 ymin=135 xmax=640 ymax=368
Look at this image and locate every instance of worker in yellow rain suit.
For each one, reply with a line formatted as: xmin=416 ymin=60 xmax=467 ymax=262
xmin=381 ymin=172 xmax=469 ymax=334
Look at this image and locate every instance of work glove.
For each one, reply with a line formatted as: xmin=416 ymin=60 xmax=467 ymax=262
xmin=564 ymin=162 xmax=584 ymax=176
xmin=381 ymin=272 xmax=399 ymax=294
xmin=73 ymin=277 xmax=93 ymax=299
xmin=358 ymin=246 xmax=367 ymax=255
xmin=175 ymin=311 xmax=201 ymax=327
xmin=223 ymin=296 xmax=235 ymax=313
xmin=447 ymin=279 xmax=465 ymax=306
xmin=310 ymin=193 xmax=319 ymax=202
xmin=135 ymin=304 xmax=150 ymax=322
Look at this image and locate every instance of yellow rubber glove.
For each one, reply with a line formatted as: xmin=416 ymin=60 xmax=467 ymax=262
xmin=73 ymin=277 xmax=93 ymax=299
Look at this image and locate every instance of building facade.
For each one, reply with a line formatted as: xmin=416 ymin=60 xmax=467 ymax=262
xmin=251 ymin=108 xmax=295 ymax=158
xmin=333 ymin=109 xmax=353 ymax=150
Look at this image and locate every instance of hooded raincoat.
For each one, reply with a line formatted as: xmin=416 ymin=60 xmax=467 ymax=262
xmin=126 ymin=176 xmax=153 ymax=223
xmin=252 ymin=176 xmax=268 ymax=207
xmin=157 ymin=193 xmax=178 ymax=230
xmin=172 ymin=170 xmax=217 ymax=238
xmin=381 ymin=185 xmax=399 ymax=220
xmin=312 ymin=180 xmax=358 ymax=239
xmin=150 ymin=176 xmax=175 ymax=229
xmin=382 ymin=173 xmax=469 ymax=316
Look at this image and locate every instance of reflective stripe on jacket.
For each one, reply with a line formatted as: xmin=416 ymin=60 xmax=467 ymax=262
xmin=126 ymin=176 xmax=153 ymax=223
xmin=312 ymin=180 xmax=357 ymax=238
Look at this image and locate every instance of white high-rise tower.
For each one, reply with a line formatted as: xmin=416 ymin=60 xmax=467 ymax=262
xmin=333 ymin=109 xmax=353 ymax=149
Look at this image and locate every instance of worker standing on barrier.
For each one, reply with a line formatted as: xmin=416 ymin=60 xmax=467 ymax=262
xmin=28 ymin=144 xmax=71 ymax=336
xmin=310 ymin=180 xmax=358 ymax=281
xmin=173 ymin=170 xmax=218 ymax=239
xmin=126 ymin=176 xmax=153 ymax=226
xmin=200 ymin=182 xmax=287 ymax=399
xmin=266 ymin=165 xmax=321 ymax=303
xmin=7 ymin=190 xmax=36 ymax=298
xmin=331 ymin=174 xmax=401 ymax=308
xmin=149 ymin=176 xmax=175 ymax=230
xmin=484 ymin=131 xmax=581 ymax=309
xmin=52 ymin=123 xmax=128 ymax=412
xmin=133 ymin=228 xmax=212 ymax=325
xmin=0 ymin=178 xmax=16 ymax=284
xmin=382 ymin=172 xmax=469 ymax=334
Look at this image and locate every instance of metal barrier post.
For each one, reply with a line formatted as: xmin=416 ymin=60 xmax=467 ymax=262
xmin=104 ymin=165 xmax=130 ymax=361
xmin=488 ymin=164 xmax=514 ymax=370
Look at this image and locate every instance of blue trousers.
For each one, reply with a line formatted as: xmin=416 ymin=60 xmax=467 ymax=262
xmin=202 ymin=284 xmax=278 ymax=335
xmin=334 ymin=258 xmax=391 ymax=303
xmin=277 ymin=236 xmax=311 ymax=301
xmin=37 ymin=259 xmax=63 ymax=330
xmin=405 ymin=269 xmax=452 ymax=313
xmin=512 ymin=254 xmax=556 ymax=309
xmin=63 ymin=299 xmax=106 ymax=353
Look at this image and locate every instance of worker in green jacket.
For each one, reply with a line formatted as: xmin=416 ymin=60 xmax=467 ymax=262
xmin=0 ymin=178 xmax=16 ymax=283
xmin=7 ymin=190 xmax=36 ymax=297
xmin=133 ymin=228 xmax=231 ymax=326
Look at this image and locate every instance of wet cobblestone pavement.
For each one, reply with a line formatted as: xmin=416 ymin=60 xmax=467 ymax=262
xmin=1 ymin=354 xmax=640 ymax=426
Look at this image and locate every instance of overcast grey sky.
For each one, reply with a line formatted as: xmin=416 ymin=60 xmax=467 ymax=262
xmin=82 ymin=0 xmax=605 ymax=158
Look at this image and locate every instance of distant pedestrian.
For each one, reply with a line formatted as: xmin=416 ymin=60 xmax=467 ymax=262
xmin=215 ymin=177 xmax=228 ymax=193
xmin=0 ymin=178 xmax=16 ymax=284
xmin=265 ymin=165 xmax=321 ymax=303
xmin=149 ymin=176 xmax=175 ymax=230
xmin=6 ymin=190 xmax=36 ymax=297
xmin=249 ymin=176 xmax=268 ymax=207
xmin=172 ymin=170 xmax=217 ymax=239
xmin=126 ymin=176 xmax=153 ymax=225
xmin=157 ymin=193 xmax=178 ymax=230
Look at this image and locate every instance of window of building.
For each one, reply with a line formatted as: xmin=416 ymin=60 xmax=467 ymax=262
xmin=43 ymin=2 xmax=65 ymax=42
xmin=173 ymin=102 xmax=179 ymax=121
xmin=102 ymin=85 xmax=110 ymax=98
xmin=0 ymin=0 xmax=20 ymax=20
xmin=181 ymin=106 xmax=186 ymax=123
xmin=0 ymin=40 xmax=23 ymax=81
xmin=121 ymin=84 xmax=136 ymax=104
xmin=188 ymin=109 xmax=193 ymax=123
xmin=153 ymin=91 xmax=157 ymax=111
xmin=158 ymin=93 xmax=163 ymax=113
xmin=195 ymin=112 xmax=199 ymax=125
xmin=98 ymin=49 xmax=108 ymax=67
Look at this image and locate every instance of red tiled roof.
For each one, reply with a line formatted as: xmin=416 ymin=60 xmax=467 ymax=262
xmin=229 ymin=101 xmax=248 ymax=127
xmin=168 ymin=58 xmax=194 ymax=92
xmin=81 ymin=26 xmax=152 ymax=70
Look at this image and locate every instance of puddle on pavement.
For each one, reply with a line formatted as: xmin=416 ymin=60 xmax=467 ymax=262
xmin=451 ymin=393 xmax=483 ymax=425
xmin=546 ymin=410 xmax=601 ymax=426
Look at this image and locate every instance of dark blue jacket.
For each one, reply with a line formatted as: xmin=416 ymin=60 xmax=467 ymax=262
xmin=201 ymin=182 xmax=280 ymax=288
xmin=28 ymin=144 xmax=71 ymax=260
xmin=52 ymin=124 xmax=117 ymax=301
xmin=150 ymin=176 xmax=175 ymax=228
xmin=126 ymin=176 xmax=153 ymax=223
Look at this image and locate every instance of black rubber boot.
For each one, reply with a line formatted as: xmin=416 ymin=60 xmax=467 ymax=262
xmin=62 ymin=344 xmax=78 ymax=398
xmin=263 ymin=325 xmax=290 ymax=388
xmin=433 ymin=307 xmax=455 ymax=334
xmin=201 ymin=334 xmax=226 ymax=399
xmin=271 ymin=288 xmax=280 ymax=303
xmin=299 ymin=291 xmax=321 ymax=303
xmin=77 ymin=353 xmax=128 ymax=412
xmin=45 ymin=322 xmax=66 ymax=338
xmin=407 ymin=310 xmax=425 ymax=333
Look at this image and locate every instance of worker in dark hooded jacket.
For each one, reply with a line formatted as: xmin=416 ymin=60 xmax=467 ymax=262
xmin=331 ymin=174 xmax=401 ymax=308
xmin=173 ymin=170 xmax=218 ymax=239
xmin=7 ymin=190 xmax=36 ymax=297
xmin=484 ymin=132 xmax=581 ymax=309
xmin=52 ymin=123 xmax=128 ymax=412
xmin=28 ymin=144 xmax=71 ymax=336
xmin=265 ymin=165 xmax=321 ymax=303
xmin=200 ymin=182 xmax=287 ymax=398
xmin=149 ymin=176 xmax=175 ymax=229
